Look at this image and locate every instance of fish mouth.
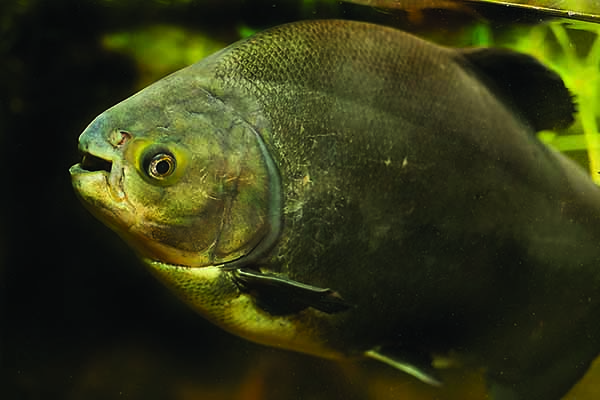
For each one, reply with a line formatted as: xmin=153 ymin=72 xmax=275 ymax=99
xmin=70 ymin=152 xmax=113 ymax=175
xmin=80 ymin=153 xmax=113 ymax=173
xmin=70 ymin=149 xmax=127 ymax=202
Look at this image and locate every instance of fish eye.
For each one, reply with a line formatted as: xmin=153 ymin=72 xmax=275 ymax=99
xmin=145 ymin=152 xmax=176 ymax=180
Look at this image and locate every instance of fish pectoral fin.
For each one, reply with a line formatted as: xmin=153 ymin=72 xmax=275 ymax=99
xmin=231 ymin=268 xmax=352 ymax=315
xmin=365 ymin=346 xmax=442 ymax=387
xmin=457 ymin=47 xmax=576 ymax=132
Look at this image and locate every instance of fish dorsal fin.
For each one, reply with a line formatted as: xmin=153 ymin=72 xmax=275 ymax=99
xmin=365 ymin=346 xmax=442 ymax=387
xmin=232 ymin=268 xmax=352 ymax=315
xmin=457 ymin=47 xmax=576 ymax=131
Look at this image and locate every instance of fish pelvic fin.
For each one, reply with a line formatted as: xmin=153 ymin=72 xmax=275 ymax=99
xmin=365 ymin=346 xmax=442 ymax=387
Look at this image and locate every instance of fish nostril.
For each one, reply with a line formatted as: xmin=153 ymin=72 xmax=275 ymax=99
xmin=117 ymin=130 xmax=131 ymax=146
xmin=81 ymin=153 xmax=112 ymax=173
xmin=108 ymin=129 xmax=132 ymax=147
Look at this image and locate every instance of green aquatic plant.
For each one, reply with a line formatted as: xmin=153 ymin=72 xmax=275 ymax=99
xmin=102 ymin=25 xmax=226 ymax=88
xmin=238 ymin=25 xmax=260 ymax=39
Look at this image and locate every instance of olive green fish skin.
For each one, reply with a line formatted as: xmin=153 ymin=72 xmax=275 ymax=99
xmin=71 ymin=20 xmax=600 ymax=399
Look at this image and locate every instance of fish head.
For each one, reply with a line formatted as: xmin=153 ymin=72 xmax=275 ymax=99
xmin=69 ymin=72 xmax=276 ymax=269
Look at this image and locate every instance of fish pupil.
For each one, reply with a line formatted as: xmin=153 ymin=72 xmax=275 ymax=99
xmin=155 ymin=159 xmax=171 ymax=175
xmin=147 ymin=152 xmax=176 ymax=179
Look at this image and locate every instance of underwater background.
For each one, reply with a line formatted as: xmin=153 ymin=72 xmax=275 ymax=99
xmin=2 ymin=0 xmax=600 ymax=399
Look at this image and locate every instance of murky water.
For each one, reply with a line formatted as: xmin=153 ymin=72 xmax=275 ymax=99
xmin=3 ymin=1 xmax=600 ymax=399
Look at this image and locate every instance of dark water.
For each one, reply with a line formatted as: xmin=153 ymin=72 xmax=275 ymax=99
xmin=2 ymin=1 xmax=600 ymax=399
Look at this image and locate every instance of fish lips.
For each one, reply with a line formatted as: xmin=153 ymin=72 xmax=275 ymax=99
xmin=69 ymin=152 xmax=135 ymax=231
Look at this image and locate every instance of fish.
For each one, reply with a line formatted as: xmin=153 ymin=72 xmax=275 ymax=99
xmin=69 ymin=19 xmax=600 ymax=399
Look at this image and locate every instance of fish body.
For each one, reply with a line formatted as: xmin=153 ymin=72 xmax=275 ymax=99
xmin=70 ymin=20 xmax=600 ymax=399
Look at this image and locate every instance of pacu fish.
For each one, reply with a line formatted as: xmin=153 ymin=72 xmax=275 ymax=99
xmin=70 ymin=19 xmax=600 ymax=399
